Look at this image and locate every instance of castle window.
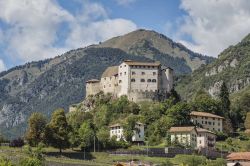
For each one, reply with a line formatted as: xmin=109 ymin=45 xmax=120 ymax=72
xmin=140 ymin=79 xmax=145 ymax=82
xmin=153 ymin=72 xmax=156 ymax=75
xmin=132 ymin=71 xmax=136 ymax=75
xmin=141 ymin=72 xmax=145 ymax=75
xmin=152 ymin=79 xmax=157 ymax=82
xmin=119 ymin=80 xmax=122 ymax=83
xmin=131 ymin=78 xmax=135 ymax=82
xmin=147 ymin=79 xmax=151 ymax=82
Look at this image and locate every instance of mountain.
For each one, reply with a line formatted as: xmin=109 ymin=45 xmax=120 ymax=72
xmin=94 ymin=29 xmax=215 ymax=73
xmin=0 ymin=29 xmax=213 ymax=138
xmin=176 ymin=33 xmax=250 ymax=100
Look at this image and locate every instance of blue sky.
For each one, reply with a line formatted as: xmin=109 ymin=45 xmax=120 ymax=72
xmin=0 ymin=0 xmax=250 ymax=71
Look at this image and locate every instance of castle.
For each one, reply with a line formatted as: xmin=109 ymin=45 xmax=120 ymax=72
xmin=85 ymin=60 xmax=174 ymax=102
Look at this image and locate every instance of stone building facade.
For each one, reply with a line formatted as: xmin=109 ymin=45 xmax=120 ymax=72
xmin=190 ymin=111 xmax=224 ymax=132
xmin=85 ymin=60 xmax=174 ymax=102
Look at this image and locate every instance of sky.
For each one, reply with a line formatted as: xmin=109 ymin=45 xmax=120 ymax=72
xmin=0 ymin=0 xmax=250 ymax=72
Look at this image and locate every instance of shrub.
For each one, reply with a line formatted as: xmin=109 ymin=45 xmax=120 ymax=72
xmin=9 ymin=138 xmax=24 ymax=147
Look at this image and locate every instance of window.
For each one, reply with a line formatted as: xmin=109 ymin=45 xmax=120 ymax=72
xmin=218 ymin=122 xmax=220 ymax=126
xmin=119 ymin=80 xmax=122 ymax=83
xmin=120 ymin=66 xmax=122 ymax=68
xmin=153 ymin=72 xmax=156 ymax=75
xmin=132 ymin=71 xmax=136 ymax=75
xmin=103 ymin=85 xmax=105 ymax=88
xmin=104 ymin=78 xmax=106 ymax=80
xmin=141 ymin=72 xmax=145 ymax=75
xmin=131 ymin=78 xmax=135 ymax=82
xmin=124 ymin=65 xmax=126 ymax=67
xmin=147 ymin=79 xmax=151 ymax=82
xmin=141 ymin=79 xmax=145 ymax=82
xmin=124 ymin=72 xmax=126 ymax=75
xmin=109 ymin=84 xmax=111 ymax=87
xmin=120 ymin=72 xmax=122 ymax=76
xmin=152 ymin=79 xmax=157 ymax=82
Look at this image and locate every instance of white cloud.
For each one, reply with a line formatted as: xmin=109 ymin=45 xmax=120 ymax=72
xmin=0 ymin=0 xmax=137 ymax=67
xmin=0 ymin=59 xmax=6 ymax=72
xmin=177 ymin=0 xmax=250 ymax=57
xmin=115 ymin=0 xmax=136 ymax=6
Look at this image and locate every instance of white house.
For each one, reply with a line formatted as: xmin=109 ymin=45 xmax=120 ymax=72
xmin=190 ymin=111 xmax=224 ymax=132
xmin=169 ymin=126 xmax=197 ymax=148
xmin=196 ymin=128 xmax=216 ymax=149
xmin=109 ymin=122 xmax=145 ymax=142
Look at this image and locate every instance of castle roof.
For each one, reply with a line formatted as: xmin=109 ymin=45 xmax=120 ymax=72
xmin=86 ymin=79 xmax=100 ymax=83
xmin=101 ymin=66 xmax=118 ymax=78
xmin=124 ymin=60 xmax=161 ymax=67
xmin=169 ymin=126 xmax=196 ymax=133
xmin=190 ymin=111 xmax=224 ymax=119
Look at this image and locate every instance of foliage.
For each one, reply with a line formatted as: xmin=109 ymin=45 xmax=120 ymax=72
xmin=78 ymin=121 xmax=95 ymax=150
xmin=44 ymin=108 xmax=70 ymax=153
xmin=25 ymin=112 xmax=47 ymax=146
xmin=20 ymin=158 xmax=43 ymax=166
xmin=0 ymin=157 xmax=13 ymax=166
xmin=219 ymin=82 xmax=230 ymax=116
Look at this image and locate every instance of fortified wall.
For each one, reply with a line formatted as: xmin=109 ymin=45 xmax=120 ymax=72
xmin=85 ymin=60 xmax=174 ymax=102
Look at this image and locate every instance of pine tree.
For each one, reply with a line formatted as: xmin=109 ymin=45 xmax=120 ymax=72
xmin=219 ymin=82 xmax=230 ymax=116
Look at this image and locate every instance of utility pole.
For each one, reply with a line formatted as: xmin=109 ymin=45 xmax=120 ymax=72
xmin=94 ymin=136 xmax=95 ymax=153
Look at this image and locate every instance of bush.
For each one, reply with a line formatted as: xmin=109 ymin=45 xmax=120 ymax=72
xmin=0 ymin=157 xmax=13 ymax=166
xmin=9 ymin=138 xmax=24 ymax=147
xmin=20 ymin=158 xmax=43 ymax=166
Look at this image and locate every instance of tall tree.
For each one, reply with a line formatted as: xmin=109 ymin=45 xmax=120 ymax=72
xmin=78 ymin=121 xmax=95 ymax=151
xmin=25 ymin=112 xmax=47 ymax=146
xmin=219 ymin=82 xmax=230 ymax=116
xmin=45 ymin=108 xmax=70 ymax=153
xmin=219 ymin=82 xmax=233 ymax=133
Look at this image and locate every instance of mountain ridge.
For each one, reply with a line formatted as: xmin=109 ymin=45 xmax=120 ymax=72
xmin=0 ymin=29 xmax=214 ymax=138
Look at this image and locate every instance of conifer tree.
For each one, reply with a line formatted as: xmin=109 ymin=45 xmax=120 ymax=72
xmin=219 ymin=82 xmax=230 ymax=116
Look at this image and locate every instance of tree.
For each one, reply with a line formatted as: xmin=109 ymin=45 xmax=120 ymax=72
xmin=219 ymin=82 xmax=230 ymax=116
xmin=67 ymin=111 xmax=93 ymax=148
xmin=25 ymin=112 xmax=47 ymax=146
xmin=44 ymin=108 xmax=70 ymax=153
xmin=96 ymin=127 xmax=110 ymax=149
xmin=78 ymin=121 xmax=95 ymax=151
xmin=166 ymin=102 xmax=192 ymax=126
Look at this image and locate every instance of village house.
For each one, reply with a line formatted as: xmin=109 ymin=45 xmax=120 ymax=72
xmin=227 ymin=152 xmax=250 ymax=166
xmin=85 ymin=60 xmax=174 ymax=102
xmin=196 ymin=128 xmax=216 ymax=149
xmin=109 ymin=122 xmax=145 ymax=142
xmin=190 ymin=111 xmax=224 ymax=132
xmin=169 ymin=126 xmax=197 ymax=148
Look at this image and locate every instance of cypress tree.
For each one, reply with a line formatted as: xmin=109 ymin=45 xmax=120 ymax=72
xmin=219 ymin=82 xmax=230 ymax=116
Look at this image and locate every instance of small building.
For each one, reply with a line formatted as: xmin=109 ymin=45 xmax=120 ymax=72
xmin=169 ymin=126 xmax=197 ymax=148
xmin=196 ymin=128 xmax=216 ymax=149
xmin=190 ymin=111 xmax=224 ymax=132
xmin=227 ymin=152 xmax=250 ymax=166
xmin=109 ymin=122 xmax=144 ymax=142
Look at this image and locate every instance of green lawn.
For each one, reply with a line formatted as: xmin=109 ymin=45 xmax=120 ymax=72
xmin=0 ymin=146 xmax=227 ymax=165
